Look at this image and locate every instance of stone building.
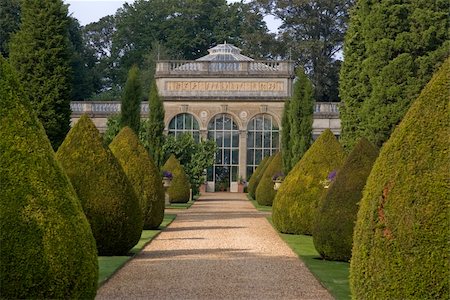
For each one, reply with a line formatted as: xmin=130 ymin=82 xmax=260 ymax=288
xmin=70 ymin=43 xmax=340 ymax=192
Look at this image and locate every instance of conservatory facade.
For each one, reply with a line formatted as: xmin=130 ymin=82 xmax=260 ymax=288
xmin=155 ymin=43 xmax=293 ymax=192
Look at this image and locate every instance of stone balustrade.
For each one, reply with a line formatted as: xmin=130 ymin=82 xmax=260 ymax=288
xmin=155 ymin=60 xmax=295 ymax=77
xmin=70 ymin=101 xmax=339 ymax=117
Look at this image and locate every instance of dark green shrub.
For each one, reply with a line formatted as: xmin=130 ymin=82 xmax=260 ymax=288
xmin=0 ymin=57 xmax=98 ymax=299
xmin=350 ymin=58 xmax=450 ymax=299
xmin=248 ymin=156 xmax=273 ymax=199
xmin=110 ymin=127 xmax=165 ymax=229
xmin=312 ymin=138 xmax=378 ymax=261
xmin=56 ymin=115 xmax=143 ymax=255
xmin=272 ymin=129 xmax=345 ymax=235
xmin=256 ymin=152 xmax=283 ymax=206
xmin=162 ymin=154 xmax=190 ymax=203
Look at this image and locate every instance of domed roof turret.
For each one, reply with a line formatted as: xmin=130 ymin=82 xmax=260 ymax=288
xmin=196 ymin=42 xmax=253 ymax=62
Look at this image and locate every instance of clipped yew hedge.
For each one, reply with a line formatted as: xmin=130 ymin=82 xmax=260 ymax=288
xmin=56 ymin=115 xmax=143 ymax=255
xmin=350 ymin=58 xmax=450 ymax=299
xmin=256 ymin=152 xmax=282 ymax=206
xmin=163 ymin=154 xmax=190 ymax=203
xmin=312 ymin=138 xmax=378 ymax=261
xmin=0 ymin=57 xmax=98 ymax=299
xmin=272 ymin=129 xmax=346 ymax=235
xmin=110 ymin=127 xmax=165 ymax=229
xmin=248 ymin=155 xmax=273 ymax=199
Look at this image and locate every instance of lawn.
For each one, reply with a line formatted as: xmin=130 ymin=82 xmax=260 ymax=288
xmin=98 ymin=213 xmax=177 ymax=285
xmin=247 ymin=194 xmax=272 ymax=212
xmin=268 ymin=217 xmax=351 ymax=300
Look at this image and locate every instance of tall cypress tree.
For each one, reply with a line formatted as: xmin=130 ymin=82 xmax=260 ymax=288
xmin=9 ymin=0 xmax=72 ymax=150
xmin=289 ymin=68 xmax=314 ymax=168
xmin=340 ymin=0 xmax=449 ymax=149
xmin=281 ymin=99 xmax=291 ymax=173
xmin=120 ymin=65 xmax=142 ymax=134
xmin=147 ymin=80 xmax=165 ymax=168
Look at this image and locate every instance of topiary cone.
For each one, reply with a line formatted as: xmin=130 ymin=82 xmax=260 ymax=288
xmin=163 ymin=154 xmax=190 ymax=203
xmin=110 ymin=127 xmax=165 ymax=229
xmin=0 ymin=57 xmax=98 ymax=299
xmin=350 ymin=58 xmax=450 ymax=299
xmin=248 ymin=155 xmax=273 ymax=199
xmin=272 ymin=129 xmax=346 ymax=234
xmin=56 ymin=114 xmax=143 ymax=255
xmin=256 ymin=152 xmax=283 ymax=206
xmin=312 ymin=138 xmax=378 ymax=261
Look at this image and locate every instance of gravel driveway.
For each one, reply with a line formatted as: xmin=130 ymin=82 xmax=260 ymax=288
xmin=96 ymin=192 xmax=333 ymax=300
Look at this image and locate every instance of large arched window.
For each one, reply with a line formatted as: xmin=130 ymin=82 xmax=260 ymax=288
xmin=246 ymin=114 xmax=280 ymax=177
xmin=168 ymin=113 xmax=200 ymax=142
xmin=206 ymin=114 xmax=239 ymax=191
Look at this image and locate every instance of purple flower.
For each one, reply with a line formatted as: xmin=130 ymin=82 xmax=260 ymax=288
xmin=162 ymin=171 xmax=173 ymax=179
xmin=272 ymin=172 xmax=285 ymax=181
xmin=327 ymin=170 xmax=337 ymax=181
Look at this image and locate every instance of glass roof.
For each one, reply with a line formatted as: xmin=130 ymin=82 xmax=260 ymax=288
xmin=196 ymin=43 xmax=253 ymax=62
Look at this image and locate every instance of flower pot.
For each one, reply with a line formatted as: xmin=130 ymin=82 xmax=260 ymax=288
xmin=162 ymin=177 xmax=172 ymax=188
xmin=274 ymin=181 xmax=282 ymax=190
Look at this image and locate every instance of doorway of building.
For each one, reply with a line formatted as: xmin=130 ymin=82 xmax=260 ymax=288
xmin=206 ymin=114 xmax=239 ymax=192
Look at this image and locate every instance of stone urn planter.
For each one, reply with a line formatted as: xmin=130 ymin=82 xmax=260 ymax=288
xmin=162 ymin=177 xmax=172 ymax=188
xmin=273 ymin=180 xmax=283 ymax=191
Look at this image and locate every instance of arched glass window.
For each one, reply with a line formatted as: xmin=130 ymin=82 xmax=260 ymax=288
xmin=246 ymin=114 xmax=280 ymax=178
xmin=168 ymin=113 xmax=200 ymax=142
xmin=206 ymin=114 xmax=239 ymax=191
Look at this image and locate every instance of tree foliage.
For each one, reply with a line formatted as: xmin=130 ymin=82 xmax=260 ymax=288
xmin=110 ymin=127 xmax=165 ymax=229
xmin=312 ymin=138 xmax=378 ymax=261
xmin=163 ymin=133 xmax=216 ymax=195
xmin=255 ymin=152 xmax=282 ymax=206
xmin=339 ymin=0 xmax=449 ymax=149
xmin=289 ymin=68 xmax=314 ymax=169
xmin=350 ymin=57 xmax=450 ymax=300
xmin=272 ymin=129 xmax=345 ymax=235
xmin=162 ymin=154 xmax=191 ymax=203
xmin=56 ymin=115 xmax=143 ymax=256
xmin=9 ymin=0 xmax=72 ymax=149
xmin=255 ymin=0 xmax=353 ymax=102
xmin=0 ymin=56 xmax=98 ymax=299
xmin=147 ymin=80 xmax=165 ymax=168
xmin=120 ymin=65 xmax=142 ymax=134
xmin=0 ymin=0 xmax=20 ymax=57
xmin=248 ymin=155 xmax=273 ymax=199
xmin=281 ymin=99 xmax=291 ymax=173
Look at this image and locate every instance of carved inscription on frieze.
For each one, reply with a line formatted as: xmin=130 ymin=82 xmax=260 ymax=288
xmin=166 ymin=81 xmax=284 ymax=92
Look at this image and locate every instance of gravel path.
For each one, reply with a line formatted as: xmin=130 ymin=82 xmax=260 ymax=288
xmin=96 ymin=192 xmax=333 ymax=300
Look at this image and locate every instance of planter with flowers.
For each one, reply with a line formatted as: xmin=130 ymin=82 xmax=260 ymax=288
xmin=320 ymin=170 xmax=337 ymax=189
xmin=272 ymin=172 xmax=285 ymax=190
xmin=162 ymin=170 xmax=173 ymax=188
xmin=238 ymin=176 xmax=246 ymax=193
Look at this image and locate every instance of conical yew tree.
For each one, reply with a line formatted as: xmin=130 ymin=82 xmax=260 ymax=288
xmin=312 ymin=138 xmax=378 ymax=261
xmin=56 ymin=115 xmax=143 ymax=255
xmin=162 ymin=154 xmax=190 ymax=203
xmin=350 ymin=58 xmax=450 ymax=299
xmin=256 ymin=152 xmax=283 ymax=206
xmin=110 ymin=127 xmax=165 ymax=229
xmin=248 ymin=155 xmax=273 ymax=199
xmin=0 ymin=57 xmax=98 ymax=299
xmin=272 ymin=129 xmax=346 ymax=234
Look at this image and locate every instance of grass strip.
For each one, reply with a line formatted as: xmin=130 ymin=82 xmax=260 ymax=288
xmin=166 ymin=200 xmax=195 ymax=209
xmin=267 ymin=216 xmax=350 ymax=300
xmin=247 ymin=194 xmax=272 ymax=212
xmin=98 ymin=213 xmax=177 ymax=285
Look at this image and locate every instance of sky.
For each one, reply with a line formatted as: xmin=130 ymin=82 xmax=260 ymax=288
xmin=64 ymin=0 xmax=281 ymax=33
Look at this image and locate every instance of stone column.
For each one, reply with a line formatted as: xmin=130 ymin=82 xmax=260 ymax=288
xmin=239 ymin=129 xmax=247 ymax=180
xmin=200 ymin=129 xmax=208 ymax=140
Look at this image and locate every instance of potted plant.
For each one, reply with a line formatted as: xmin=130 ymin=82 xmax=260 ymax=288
xmin=272 ymin=172 xmax=285 ymax=190
xmin=238 ymin=176 xmax=246 ymax=193
xmin=320 ymin=170 xmax=337 ymax=189
xmin=162 ymin=170 xmax=173 ymax=187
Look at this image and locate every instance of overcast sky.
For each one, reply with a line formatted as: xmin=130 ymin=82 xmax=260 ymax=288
xmin=64 ymin=0 xmax=281 ymax=33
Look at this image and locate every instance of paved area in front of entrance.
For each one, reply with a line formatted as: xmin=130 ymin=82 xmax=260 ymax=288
xmin=96 ymin=192 xmax=332 ymax=300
